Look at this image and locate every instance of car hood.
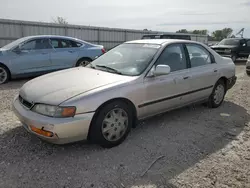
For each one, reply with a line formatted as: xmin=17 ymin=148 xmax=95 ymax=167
xmin=20 ymin=67 xmax=134 ymax=105
xmin=211 ymin=45 xmax=237 ymax=49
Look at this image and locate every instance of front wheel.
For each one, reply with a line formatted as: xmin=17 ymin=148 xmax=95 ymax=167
xmin=207 ymin=80 xmax=226 ymax=108
xmin=89 ymin=101 xmax=132 ymax=148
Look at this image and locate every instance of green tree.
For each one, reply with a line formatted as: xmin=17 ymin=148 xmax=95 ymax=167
xmin=176 ymin=29 xmax=189 ymax=33
xmin=192 ymin=30 xmax=208 ymax=35
xmin=212 ymin=28 xmax=233 ymax=41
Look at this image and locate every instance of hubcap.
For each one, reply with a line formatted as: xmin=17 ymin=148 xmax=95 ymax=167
xmin=102 ymin=108 xmax=128 ymax=142
xmin=214 ymin=84 xmax=225 ymax=105
xmin=0 ymin=67 xmax=7 ymax=84
xmin=78 ymin=60 xmax=90 ymax=67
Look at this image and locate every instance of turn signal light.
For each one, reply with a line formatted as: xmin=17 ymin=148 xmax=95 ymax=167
xmin=30 ymin=125 xmax=53 ymax=137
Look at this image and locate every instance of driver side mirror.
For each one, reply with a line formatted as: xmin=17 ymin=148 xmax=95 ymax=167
xmin=151 ymin=64 xmax=171 ymax=77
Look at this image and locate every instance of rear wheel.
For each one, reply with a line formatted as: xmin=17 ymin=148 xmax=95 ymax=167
xmin=208 ymin=80 xmax=226 ymax=108
xmin=76 ymin=58 xmax=92 ymax=67
xmin=89 ymin=101 xmax=132 ymax=148
xmin=0 ymin=65 xmax=10 ymax=84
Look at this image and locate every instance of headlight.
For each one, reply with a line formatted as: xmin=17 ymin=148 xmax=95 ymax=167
xmin=32 ymin=104 xmax=76 ymax=118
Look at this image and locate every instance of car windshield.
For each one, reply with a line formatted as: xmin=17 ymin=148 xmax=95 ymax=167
xmin=89 ymin=43 xmax=160 ymax=76
xmin=1 ymin=37 xmax=30 ymax=50
xmin=219 ymin=39 xmax=240 ymax=46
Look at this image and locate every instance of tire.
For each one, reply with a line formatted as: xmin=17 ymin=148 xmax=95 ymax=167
xmin=231 ymin=54 xmax=237 ymax=62
xmin=207 ymin=80 xmax=226 ymax=108
xmin=89 ymin=101 xmax=133 ymax=148
xmin=76 ymin=58 xmax=92 ymax=67
xmin=247 ymin=71 xmax=250 ymax=76
xmin=0 ymin=65 xmax=10 ymax=85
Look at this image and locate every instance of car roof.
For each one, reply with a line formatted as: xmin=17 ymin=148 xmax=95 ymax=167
xmin=125 ymin=39 xmax=198 ymax=45
xmin=22 ymin=35 xmax=83 ymax=41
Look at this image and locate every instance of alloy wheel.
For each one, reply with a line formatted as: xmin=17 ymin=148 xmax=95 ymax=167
xmin=0 ymin=67 xmax=7 ymax=84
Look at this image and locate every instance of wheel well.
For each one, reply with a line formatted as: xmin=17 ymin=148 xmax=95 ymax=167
xmin=76 ymin=57 xmax=93 ymax=66
xmin=87 ymin=98 xmax=138 ymax=140
xmin=218 ymin=77 xmax=228 ymax=90
xmin=0 ymin=63 xmax=11 ymax=79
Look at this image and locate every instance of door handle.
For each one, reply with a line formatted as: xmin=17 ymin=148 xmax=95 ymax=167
xmin=68 ymin=50 xmax=75 ymax=53
xmin=183 ymin=76 xmax=190 ymax=80
xmin=214 ymin=69 xmax=218 ymax=72
xmin=41 ymin=52 xmax=48 ymax=55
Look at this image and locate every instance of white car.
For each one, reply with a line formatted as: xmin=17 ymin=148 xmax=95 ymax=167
xmin=13 ymin=39 xmax=237 ymax=148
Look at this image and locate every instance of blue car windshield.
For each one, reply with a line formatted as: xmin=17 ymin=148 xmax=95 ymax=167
xmin=1 ymin=37 xmax=30 ymax=50
xmin=89 ymin=43 xmax=160 ymax=76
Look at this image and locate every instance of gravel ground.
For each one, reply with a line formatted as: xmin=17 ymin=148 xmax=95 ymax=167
xmin=0 ymin=62 xmax=249 ymax=188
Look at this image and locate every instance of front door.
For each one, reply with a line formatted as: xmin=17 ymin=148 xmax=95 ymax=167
xmin=11 ymin=38 xmax=52 ymax=75
xmin=141 ymin=44 xmax=191 ymax=118
xmin=49 ymin=38 xmax=80 ymax=70
xmin=241 ymin=40 xmax=250 ymax=57
xmin=185 ymin=43 xmax=219 ymax=102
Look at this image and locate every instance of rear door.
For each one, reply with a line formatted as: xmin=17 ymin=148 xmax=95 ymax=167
xmin=49 ymin=38 xmax=81 ymax=70
xmin=142 ymin=43 xmax=191 ymax=117
xmin=11 ymin=38 xmax=52 ymax=75
xmin=185 ymin=43 xmax=219 ymax=102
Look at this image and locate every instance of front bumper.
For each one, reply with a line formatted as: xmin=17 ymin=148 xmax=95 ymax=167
xmin=12 ymin=96 xmax=94 ymax=144
xmin=227 ymin=76 xmax=237 ymax=90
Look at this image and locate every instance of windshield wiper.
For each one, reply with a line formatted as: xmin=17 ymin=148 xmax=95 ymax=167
xmin=96 ymin=65 xmax=123 ymax=74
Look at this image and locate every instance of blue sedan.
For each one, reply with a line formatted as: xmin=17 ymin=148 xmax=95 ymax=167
xmin=0 ymin=35 xmax=105 ymax=84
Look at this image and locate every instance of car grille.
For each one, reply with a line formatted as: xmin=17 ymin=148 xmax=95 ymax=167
xmin=19 ymin=95 xmax=33 ymax=109
xmin=212 ymin=48 xmax=227 ymax=55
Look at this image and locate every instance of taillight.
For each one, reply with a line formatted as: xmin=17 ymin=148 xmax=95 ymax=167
xmin=101 ymin=48 xmax=106 ymax=54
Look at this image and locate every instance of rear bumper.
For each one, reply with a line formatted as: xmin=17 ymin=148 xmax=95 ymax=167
xmin=227 ymin=76 xmax=237 ymax=90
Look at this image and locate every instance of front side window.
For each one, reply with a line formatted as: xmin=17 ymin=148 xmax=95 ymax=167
xmin=89 ymin=43 xmax=160 ymax=76
xmin=155 ymin=44 xmax=187 ymax=72
xmin=20 ymin=40 xmax=36 ymax=50
xmin=186 ymin=44 xmax=212 ymax=67
xmin=20 ymin=39 xmax=51 ymax=50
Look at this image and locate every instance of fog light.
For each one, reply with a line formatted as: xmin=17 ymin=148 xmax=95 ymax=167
xmin=30 ymin=125 xmax=54 ymax=137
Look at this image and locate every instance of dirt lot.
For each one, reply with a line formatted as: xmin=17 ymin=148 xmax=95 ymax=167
xmin=0 ymin=62 xmax=249 ymax=188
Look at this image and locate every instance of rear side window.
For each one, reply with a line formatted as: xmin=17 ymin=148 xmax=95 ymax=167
xmin=186 ymin=44 xmax=212 ymax=68
xmin=50 ymin=39 xmax=83 ymax=48
xmin=156 ymin=44 xmax=187 ymax=72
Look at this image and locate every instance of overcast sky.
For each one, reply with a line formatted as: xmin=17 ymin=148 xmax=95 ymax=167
xmin=0 ymin=0 xmax=250 ymax=37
